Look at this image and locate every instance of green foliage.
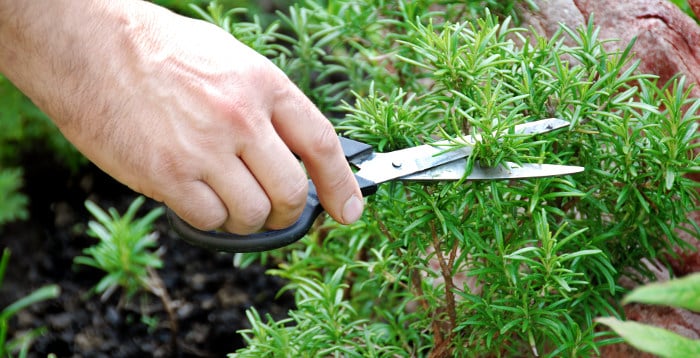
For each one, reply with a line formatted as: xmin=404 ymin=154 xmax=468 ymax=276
xmin=153 ymin=0 xmax=207 ymax=14
xmin=597 ymin=273 xmax=700 ymax=358
xmin=188 ymin=1 xmax=288 ymax=58
xmin=191 ymin=0 xmax=700 ymax=356
xmin=154 ymin=0 xmax=292 ymax=17
xmin=0 ymin=249 xmax=60 ymax=358
xmin=74 ymin=196 xmax=164 ymax=299
xmin=0 ymin=73 xmax=86 ymax=229
xmin=233 ymin=266 xmax=413 ymax=358
xmin=0 ymin=76 xmax=84 ymax=171
xmin=0 ymin=168 xmax=28 ymax=227
xmin=622 ymin=273 xmax=700 ymax=313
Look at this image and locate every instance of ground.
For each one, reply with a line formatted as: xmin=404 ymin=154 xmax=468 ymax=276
xmin=0 ymin=151 xmax=295 ymax=357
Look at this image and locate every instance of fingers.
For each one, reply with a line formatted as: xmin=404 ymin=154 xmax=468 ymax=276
xmin=163 ymin=180 xmax=229 ymax=232
xmin=162 ymin=57 xmax=360 ymax=233
xmin=158 ymin=157 xmax=269 ymax=235
xmin=171 ymin=138 xmax=308 ymax=235
xmin=238 ymin=130 xmax=309 ymax=230
xmin=271 ymin=81 xmax=364 ymax=225
xmin=158 ymin=99 xmax=360 ymax=234
xmin=202 ymin=156 xmax=272 ymax=234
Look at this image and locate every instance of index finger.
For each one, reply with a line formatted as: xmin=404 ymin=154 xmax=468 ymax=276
xmin=270 ymin=80 xmax=364 ymax=225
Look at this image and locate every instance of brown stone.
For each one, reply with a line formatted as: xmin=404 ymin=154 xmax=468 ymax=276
xmin=690 ymin=0 xmax=700 ymax=19
xmin=518 ymin=0 xmax=700 ymax=98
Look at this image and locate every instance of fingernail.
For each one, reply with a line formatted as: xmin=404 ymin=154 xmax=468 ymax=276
xmin=342 ymin=195 xmax=364 ymax=224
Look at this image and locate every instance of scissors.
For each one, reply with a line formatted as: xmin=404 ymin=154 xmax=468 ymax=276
xmin=166 ymin=118 xmax=584 ymax=253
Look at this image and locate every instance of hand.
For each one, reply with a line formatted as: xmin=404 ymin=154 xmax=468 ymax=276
xmin=0 ymin=0 xmax=364 ymax=234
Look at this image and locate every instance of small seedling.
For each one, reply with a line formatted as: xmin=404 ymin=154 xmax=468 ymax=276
xmin=74 ymin=197 xmax=178 ymax=350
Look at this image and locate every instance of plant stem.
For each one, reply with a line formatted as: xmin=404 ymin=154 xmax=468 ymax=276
xmin=146 ymin=267 xmax=179 ymax=355
xmin=430 ymin=222 xmax=457 ymax=355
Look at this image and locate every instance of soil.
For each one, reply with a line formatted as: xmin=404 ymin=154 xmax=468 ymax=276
xmin=0 ymin=150 xmax=295 ymax=357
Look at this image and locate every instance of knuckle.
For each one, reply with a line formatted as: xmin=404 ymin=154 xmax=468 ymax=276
xmin=227 ymin=199 xmax=271 ymax=234
xmin=326 ymin=170 xmax=356 ymax=198
xmin=148 ymin=146 xmax=193 ymax=182
xmin=185 ymin=208 xmax=227 ymax=231
xmin=270 ymin=76 xmax=295 ymax=100
xmin=164 ymin=184 xmax=228 ymax=232
xmin=212 ymin=97 xmax=259 ymax=136
xmin=138 ymin=151 xmax=196 ymax=203
xmin=268 ymin=179 xmax=308 ymax=229
xmin=308 ymin=122 xmax=340 ymax=155
xmin=276 ymin=178 xmax=309 ymax=212
xmin=208 ymin=69 xmax=281 ymax=137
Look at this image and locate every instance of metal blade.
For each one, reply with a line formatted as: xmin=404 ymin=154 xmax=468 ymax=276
xmin=431 ymin=117 xmax=571 ymax=146
xmin=403 ymin=160 xmax=584 ymax=181
xmin=353 ymin=118 xmax=572 ymax=185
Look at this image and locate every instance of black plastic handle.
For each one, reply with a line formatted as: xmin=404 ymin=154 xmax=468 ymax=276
xmin=339 ymin=136 xmax=373 ymax=162
xmin=167 ymin=175 xmax=377 ymax=253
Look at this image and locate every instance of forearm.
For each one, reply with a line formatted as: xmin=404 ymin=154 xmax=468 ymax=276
xmin=0 ymin=0 xmax=154 ymax=131
xmin=0 ymin=0 xmax=182 ymax=201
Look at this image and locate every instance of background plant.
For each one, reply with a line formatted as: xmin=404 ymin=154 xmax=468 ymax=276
xmin=73 ymin=197 xmax=178 ymax=350
xmin=184 ymin=0 xmax=700 ymax=356
xmin=0 ymin=249 xmax=60 ymax=358
xmin=0 ymin=72 xmax=86 ymax=230
xmin=0 ymin=169 xmax=28 ymax=227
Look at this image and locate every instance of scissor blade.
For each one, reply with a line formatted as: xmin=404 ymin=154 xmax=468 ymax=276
xmin=352 ymin=118 xmax=572 ymax=185
xmin=432 ymin=117 xmax=571 ymax=146
xmin=403 ymin=161 xmax=584 ymax=181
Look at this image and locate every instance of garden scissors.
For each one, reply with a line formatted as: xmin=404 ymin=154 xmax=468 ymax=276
xmin=167 ymin=118 xmax=584 ymax=253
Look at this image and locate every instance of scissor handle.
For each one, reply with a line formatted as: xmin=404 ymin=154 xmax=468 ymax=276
xmin=167 ymin=136 xmax=378 ymax=253
xmin=166 ymin=179 xmax=321 ymax=252
xmin=167 ymin=176 xmax=376 ymax=253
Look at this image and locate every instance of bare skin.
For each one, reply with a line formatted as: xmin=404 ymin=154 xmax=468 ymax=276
xmin=0 ymin=0 xmax=363 ymax=234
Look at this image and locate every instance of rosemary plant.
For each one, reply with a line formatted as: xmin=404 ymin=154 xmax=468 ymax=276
xmin=192 ymin=1 xmax=700 ymax=356
xmin=75 ymin=196 xmax=164 ymax=300
xmin=74 ymin=196 xmax=178 ymax=349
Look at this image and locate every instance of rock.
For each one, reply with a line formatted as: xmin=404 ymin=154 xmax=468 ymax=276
xmin=580 ymin=0 xmax=700 ymax=95
xmin=518 ymin=0 xmax=700 ymax=98
xmin=516 ymin=0 xmax=584 ymax=41
xmin=690 ymin=0 xmax=700 ymax=19
xmin=46 ymin=311 xmax=74 ymax=330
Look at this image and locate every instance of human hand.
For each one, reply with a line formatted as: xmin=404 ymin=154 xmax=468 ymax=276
xmin=0 ymin=0 xmax=363 ymax=234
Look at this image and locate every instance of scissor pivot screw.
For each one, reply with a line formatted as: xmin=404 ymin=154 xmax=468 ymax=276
xmin=392 ymin=161 xmax=403 ymax=168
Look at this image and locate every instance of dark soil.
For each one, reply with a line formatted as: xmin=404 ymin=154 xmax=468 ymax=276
xmin=0 ymin=152 xmax=295 ymax=357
